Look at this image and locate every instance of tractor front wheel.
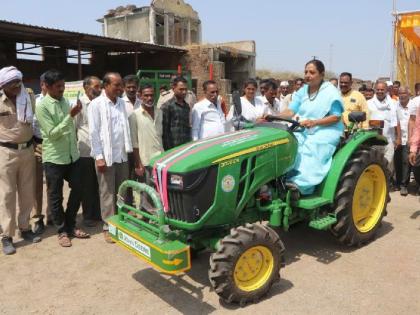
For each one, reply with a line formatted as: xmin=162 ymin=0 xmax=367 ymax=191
xmin=209 ymin=223 xmax=285 ymax=305
xmin=331 ymin=148 xmax=390 ymax=246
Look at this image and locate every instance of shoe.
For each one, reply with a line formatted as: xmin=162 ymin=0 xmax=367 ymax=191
xmin=69 ymin=228 xmax=90 ymax=239
xmin=21 ymin=230 xmax=42 ymax=243
xmin=58 ymin=233 xmax=72 ymax=247
xmin=33 ymin=220 xmax=46 ymax=235
xmin=103 ymin=231 xmax=115 ymax=244
xmin=400 ymin=186 xmax=408 ymax=196
xmin=1 ymin=237 xmax=16 ymax=255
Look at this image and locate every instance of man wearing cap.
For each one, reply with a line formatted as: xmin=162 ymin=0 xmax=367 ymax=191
xmin=278 ymin=81 xmax=290 ymax=110
xmin=0 ymin=66 xmax=41 ymax=255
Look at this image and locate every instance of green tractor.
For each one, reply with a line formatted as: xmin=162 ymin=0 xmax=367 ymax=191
xmin=107 ymin=113 xmax=390 ymax=304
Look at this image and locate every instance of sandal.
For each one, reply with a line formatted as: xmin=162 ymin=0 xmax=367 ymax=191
xmin=58 ymin=233 xmax=72 ymax=247
xmin=70 ymin=229 xmax=90 ymax=239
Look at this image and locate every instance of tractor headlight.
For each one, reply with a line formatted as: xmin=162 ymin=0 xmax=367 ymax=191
xmin=170 ymin=174 xmax=183 ymax=188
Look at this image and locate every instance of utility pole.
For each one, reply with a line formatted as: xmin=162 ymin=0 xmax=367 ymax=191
xmin=391 ymin=0 xmax=397 ymax=80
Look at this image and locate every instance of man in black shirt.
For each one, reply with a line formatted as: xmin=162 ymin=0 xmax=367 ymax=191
xmin=161 ymin=76 xmax=191 ymax=150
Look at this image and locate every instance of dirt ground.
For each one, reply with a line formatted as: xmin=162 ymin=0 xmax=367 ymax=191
xmin=0 ymin=185 xmax=419 ymax=315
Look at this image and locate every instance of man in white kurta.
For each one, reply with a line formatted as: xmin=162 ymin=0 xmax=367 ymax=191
xmin=192 ymin=80 xmax=227 ymax=140
xmin=88 ymin=73 xmax=132 ymax=243
xmin=367 ymin=82 xmax=401 ymax=177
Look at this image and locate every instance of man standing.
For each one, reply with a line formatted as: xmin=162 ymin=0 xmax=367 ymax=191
xmin=367 ymin=81 xmax=401 ymax=179
xmin=161 ymin=76 xmax=192 ymax=150
xmin=36 ymin=69 xmax=89 ymax=247
xmin=339 ymin=72 xmax=369 ymax=128
xmin=329 ymin=78 xmax=339 ymax=88
xmin=258 ymin=79 xmax=269 ymax=98
xmin=88 ymin=72 xmax=132 ymax=243
xmin=129 ymin=84 xmax=162 ymax=179
xmin=391 ymin=81 xmax=401 ymax=101
xmin=0 ymin=66 xmax=41 ymax=255
xmin=75 ymin=76 xmax=102 ymax=226
xmin=261 ymin=80 xmax=285 ymax=115
xmin=282 ymin=78 xmax=303 ymax=109
xmin=278 ymin=81 xmax=289 ymax=106
xmin=32 ymin=73 xmax=49 ymax=234
xmin=394 ymin=87 xmax=412 ymax=196
xmin=191 ymin=80 xmax=227 ymax=141
xmin=122 ymin=74 xmax=141 ymax=117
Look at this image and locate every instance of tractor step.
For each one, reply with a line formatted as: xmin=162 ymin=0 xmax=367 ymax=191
xmin=309 ymin=214 xmax=337 ymax=230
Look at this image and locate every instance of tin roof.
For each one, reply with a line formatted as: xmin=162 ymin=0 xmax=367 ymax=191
xmin=0 ymin=19 xmax=185 ymax=53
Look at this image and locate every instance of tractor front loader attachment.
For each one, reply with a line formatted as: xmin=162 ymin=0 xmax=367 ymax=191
xmin=106 ymin=180 xmax=191 ymax=275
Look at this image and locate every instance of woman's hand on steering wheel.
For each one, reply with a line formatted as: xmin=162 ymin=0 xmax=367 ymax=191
xmin=300 ymin=119 xmax=318 ymax=129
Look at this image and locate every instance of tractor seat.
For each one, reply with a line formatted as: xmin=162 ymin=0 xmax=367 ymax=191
xmin=348 ymin=111 xmax=366 ymax=123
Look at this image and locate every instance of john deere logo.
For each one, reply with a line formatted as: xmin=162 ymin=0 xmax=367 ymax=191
xmin=221 ymin=175 xmax=235 ymax=192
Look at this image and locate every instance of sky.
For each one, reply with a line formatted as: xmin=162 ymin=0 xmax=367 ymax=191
xmin=1 ymin=0 xmax=419 ymax=80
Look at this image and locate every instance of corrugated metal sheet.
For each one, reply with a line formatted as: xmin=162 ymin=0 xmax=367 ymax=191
xmin=0 ymin=19 xmax=185 ymax=53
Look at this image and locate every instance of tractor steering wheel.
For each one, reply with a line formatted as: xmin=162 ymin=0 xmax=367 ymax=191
xmin=264 ymin=115 xmax=302 ymax=132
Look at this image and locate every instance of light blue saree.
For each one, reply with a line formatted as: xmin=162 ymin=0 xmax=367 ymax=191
xmin=288 ymin=82 xmax=344 ymax=195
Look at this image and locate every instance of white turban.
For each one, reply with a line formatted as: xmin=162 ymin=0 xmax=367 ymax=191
xmin=0 ymin=66 xmax=33 ymax=123
xmin=0 ymin=66 xmax=23 ymax=88
xmin=280 ymin=81 xmax=289 ymax=87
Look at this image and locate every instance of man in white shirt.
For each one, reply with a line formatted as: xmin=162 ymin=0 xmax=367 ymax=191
xmin=261 ymin=80 xmax=286 ymax=115
xmin=367 ymin=81 xmax=401 ymax=179
xmin=75 ymin=76 xmax=102 ymax=226
xmin=32 ymin=73 xmax=49 ymax=234
xmin=122 ymin=74 xmax=141 ymax=117
xmin=129 ymin=84 xmax=162 ymax=174
xmin=122 ymin=75 xmax=141 ymax=205
xmin=192 ymin=80 xmax=227 ymax=140
xmin=88 ymin=72 xmax=132 ymax=243
xmin=394 ymin=87 xmax=412 ymax=196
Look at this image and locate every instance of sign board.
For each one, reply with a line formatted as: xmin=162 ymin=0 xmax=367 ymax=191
xmin=63 ymin=80 xmax=85 ymax=106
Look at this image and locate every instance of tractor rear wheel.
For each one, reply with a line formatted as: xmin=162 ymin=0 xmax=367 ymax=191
xmin=331 ymin=148 xmax=390 ymax=246
xmin=209 ymin=223 xmax=285 ymax=305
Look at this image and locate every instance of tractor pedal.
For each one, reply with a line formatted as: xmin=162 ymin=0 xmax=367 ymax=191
xmin=309 ymin=214 xmax=337 ymax=230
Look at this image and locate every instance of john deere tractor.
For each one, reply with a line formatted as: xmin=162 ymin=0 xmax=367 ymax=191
xmin=107 ymin=113 xmax=389 ymax=304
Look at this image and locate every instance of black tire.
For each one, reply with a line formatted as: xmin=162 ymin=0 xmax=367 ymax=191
xmin=331 ymin=148 xmax=390 ymax=246
xmin=209 ymin=223 xmax=285 ymax=305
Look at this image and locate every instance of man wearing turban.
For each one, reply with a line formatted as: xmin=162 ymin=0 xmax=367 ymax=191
xmin=0 ymin=66 xmax=41 ymax=255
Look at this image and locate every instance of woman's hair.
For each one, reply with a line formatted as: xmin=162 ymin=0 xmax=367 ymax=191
xmin=305 ymin=59 xmax=325 ymax=74
xmin=243 ymin=78 xmax=258 ymax=89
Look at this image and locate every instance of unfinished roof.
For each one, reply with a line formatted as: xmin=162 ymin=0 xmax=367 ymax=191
xmin=0 ymin=19 xmax=185 ymax=53
xmin=152 ymin=0 xmax=199 ymax=20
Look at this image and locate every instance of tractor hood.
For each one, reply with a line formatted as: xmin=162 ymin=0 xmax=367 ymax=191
xmin=150 ymin=125 xmax=296 ymax=173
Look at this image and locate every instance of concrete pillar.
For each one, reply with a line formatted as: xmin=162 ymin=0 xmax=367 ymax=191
xmin=197 ymin=22 xmax=202 ymax=44
xmin=149 ymin=7 xmax=156 ymax=44
xmin=186 ymin=19 xmax=191 ymax=45
xmin=180 ymin=20 xmax=185 ymax=46
xmin=164 ymin=13 xmax=170 ymax=46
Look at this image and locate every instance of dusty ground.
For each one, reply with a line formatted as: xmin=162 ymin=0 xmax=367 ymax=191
xmin=0 ymin=186 xmax=419 ymax=315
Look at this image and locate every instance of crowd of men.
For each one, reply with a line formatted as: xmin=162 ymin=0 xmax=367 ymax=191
xmin=0 ymin=64 xmax=420 ymax=255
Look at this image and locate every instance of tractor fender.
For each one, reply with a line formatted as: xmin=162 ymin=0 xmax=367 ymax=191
xmin=318 ymin=131 xmax=387 ymax=203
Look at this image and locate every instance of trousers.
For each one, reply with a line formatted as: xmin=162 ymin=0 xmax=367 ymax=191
xmin=96 ymin=161 xmax=129 ymax=230
xmin=44 ymin=160 xmax=82 ymax=234
xmin=79 ymin=157 xmax=101 ymax=221
xmin=394 ymin=145 xmax=411 ymax=187
xmin=0 ymin=146 xmax=35 ymax=237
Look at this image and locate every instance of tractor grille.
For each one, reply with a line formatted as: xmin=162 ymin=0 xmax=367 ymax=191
xmin=166 ymin=166 xmax=218 ymax=223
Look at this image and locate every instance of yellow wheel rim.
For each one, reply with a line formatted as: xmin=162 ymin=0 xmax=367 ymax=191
xmin=233 ymin=245 xmax=274 ymax=292
xmin=352 ymin=164 xmax=387 ymax=233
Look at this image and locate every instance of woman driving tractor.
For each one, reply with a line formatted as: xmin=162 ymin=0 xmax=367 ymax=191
xmin=275 ymin=59 xmax=344 ymax=195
